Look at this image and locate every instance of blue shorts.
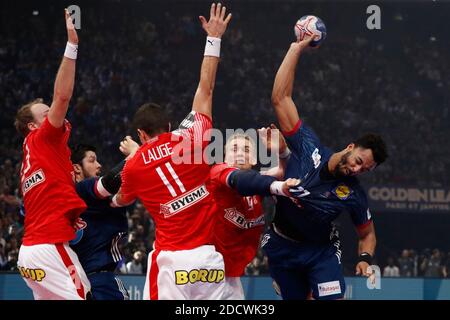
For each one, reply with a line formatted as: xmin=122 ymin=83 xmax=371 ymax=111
xmin=88 ymin=272 xmax=129 ymax=300
xmin=262 ymin=228 xmax=345 ymax=300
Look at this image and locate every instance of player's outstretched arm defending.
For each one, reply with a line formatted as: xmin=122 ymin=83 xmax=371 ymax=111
xmin=271 ymin=35 xmax=314 ymax=133
xmin=192 ymin=3 xmax=232 ymax=118
xmin=48 ymin=9 xmax=79 ymax=129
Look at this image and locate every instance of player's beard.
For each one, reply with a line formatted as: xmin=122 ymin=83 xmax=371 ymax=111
xmin=333 ymin=151 xmax=351 ymax=178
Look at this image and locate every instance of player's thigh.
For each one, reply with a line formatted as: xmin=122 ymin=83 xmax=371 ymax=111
xmin=269 ymin=264 xmax=310 ymax=300
xmin=308 ymin=246 xmax=345 ymax=300
xmin=89 ymin=272 xmax=129 ymax=300
xmin=18 ymin=243 xmax=90 ymax=300
xmin=222 ymin=277 xmax=245 ymax=300
xmin=144 ymin=245 xmax=226 ymax=300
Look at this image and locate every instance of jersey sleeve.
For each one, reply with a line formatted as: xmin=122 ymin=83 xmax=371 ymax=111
xmin=175 ymin=111 xmax=212 ymax=147
xmin=282 ymin=120 xmax=322 ymax=157
xmin=76 ymin=177 xmax=102 ymax=201
xmin=119 ymin=160 xmax=137 ymax=204
xmin=210 ymin=163 xmax=239 ymax=187
xmin=35 ymin=117 xmax=69 ymax=144
xmin=350 ymin=190 xmax=372 ymax=230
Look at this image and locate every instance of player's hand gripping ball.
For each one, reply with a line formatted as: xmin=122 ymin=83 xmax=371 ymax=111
xmin=294 ymin=15 xmax=327 ymax=47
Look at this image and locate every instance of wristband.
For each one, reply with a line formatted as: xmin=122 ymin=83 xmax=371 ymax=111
xmin=270 ymin=181 xmax=287 ymax=196
xmin=358 ymin=252 xmax=373 ymax=265
xmin=64 ymin=42 xmax=78 ymax=60
xmin=279 ymin=148 xmax=291 ymax=159
xmin=204 ymin=36 xmax=221 ymax=57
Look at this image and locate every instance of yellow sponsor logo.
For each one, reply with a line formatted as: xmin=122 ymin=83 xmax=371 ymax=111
xmin=18 ymin=266 xmax=46 ymax=282
xmin=175 ymin=269 xmax=225 ymax=285
xmin=333 ymin=184 xmax=352 ymax=200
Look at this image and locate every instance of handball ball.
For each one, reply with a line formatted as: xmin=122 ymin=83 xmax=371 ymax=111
xmin=294 ymin=15 xmax=327 ymax=47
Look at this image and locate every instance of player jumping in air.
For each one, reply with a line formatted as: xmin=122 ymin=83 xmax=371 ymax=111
xmin=261 ymin=34 xmax=388 ymax=300
xmin=15 ymin=9 xmax=91 ymax=300
xmin=112 ymin=3 xmax=232 ymax=300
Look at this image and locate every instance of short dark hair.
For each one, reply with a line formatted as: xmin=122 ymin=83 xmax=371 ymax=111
xmin=71 ymin=144 xmax=97 ymax=165
xmin=354 ymin=133 xmax=388 ymax=165
xmin=15 ymin=98 xmax=44 ymax=137
xmin=132 ymin=102 xmax=169 ymax=136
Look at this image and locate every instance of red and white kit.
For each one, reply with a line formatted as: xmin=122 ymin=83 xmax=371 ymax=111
xmin=18 ymin=118 xmax=89 ymax=299
xmin=209 ymin=163 xmax=265 ymax=299
xmin=120 ymin=111 xmax=225 ymax=299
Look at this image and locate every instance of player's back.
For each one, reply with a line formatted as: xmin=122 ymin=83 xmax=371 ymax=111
xmin=20 ymin=118 xmax=87 ymax=245
xmin=121 ymin=112 xmax=215 ymax=251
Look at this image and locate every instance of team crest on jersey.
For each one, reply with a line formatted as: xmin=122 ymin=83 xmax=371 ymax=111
xmin=332 ymin=184 xmax=353 ymax=200
xmin=70 ymin=218 xmax=87 ymax=245
xmin=224 ymin=208 xmax=265 ymax=229
xmin=160 ymin=184 xmax=209 ymax=218
xmin=22 ymin=169 xmax=46 ymax=195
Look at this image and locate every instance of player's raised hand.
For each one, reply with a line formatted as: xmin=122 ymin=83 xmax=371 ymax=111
xmin=258 ymin=124 xmax=288 ymax=155
xmin=291 ymin=33 xmax=314 ymax=53
xmin=199 ymin=3 xmax=232 ymax=38
xmin=120 ymin=136 xmax=140 ymax=159
xmin=65 ymin=8 xmax=78 ymax=45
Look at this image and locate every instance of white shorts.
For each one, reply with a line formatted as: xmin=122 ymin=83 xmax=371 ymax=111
xmin=143 ymin=245 xmax=226 ymax=300
xmin=222 ymin=276 xmax=245 ymax=300
xmin=18 ymin=243 xmax=91 ymax=300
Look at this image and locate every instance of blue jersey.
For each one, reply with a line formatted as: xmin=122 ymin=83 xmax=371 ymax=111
xmin=275 ymin=121 xmax=371 ymax=243
xmin=70 ymin=178 xmax=128 ymax=274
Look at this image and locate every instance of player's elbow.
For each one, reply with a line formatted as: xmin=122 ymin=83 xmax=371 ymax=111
xmin=197 ymin=84 xmax=214 ymax=99
xmin=271 ymin=94 xmax=289 ymax=109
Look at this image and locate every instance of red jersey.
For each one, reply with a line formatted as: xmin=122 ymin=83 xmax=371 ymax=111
xmin=210 ymin=163 xmax=265 ymax=277
xmin=20 ymin=118 xmax=87 ymax=245
xmin=120 ymin=111 xmax=215 ymax=251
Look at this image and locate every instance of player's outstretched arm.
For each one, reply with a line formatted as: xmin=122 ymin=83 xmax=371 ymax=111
xmin=355 ymin=222 xmax=377 ymax=277
xmin=48 ymin=9 xmax=79 ymax=129
xmin=228 ymin=170 xmax=300 ymax=197
xmin=192 ymin=3 xmax=232 ymax=118
xmin=271 ymin=35 xmax=314 ymax=133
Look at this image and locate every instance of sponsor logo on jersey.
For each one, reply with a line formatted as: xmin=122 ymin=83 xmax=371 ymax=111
xmin=312 ymin=148 xmax=321 ymax=168
xmin=18 ymin=266 xmax=46 ymax=282
xmin=178 ymin=112 xmax=195 ymax=130
xmin=332 ymin=184 xmax=353 ymax=200
xmin=175 ymin=269 xmax=225 ymax=285
xmin=224 ymin=207 xmax=265 ymax=229
xmin=160 ymin=184 xmax=209 ymax=218
xmin=318 ymin=280 xmax=342 ymax=297
xmin=22 ymin=169 xmax=46 ymax=195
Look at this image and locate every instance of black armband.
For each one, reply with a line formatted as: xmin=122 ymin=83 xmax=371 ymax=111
xmin=101 ymin=160 xmax=126 ymax=195
xmin=358 ymin=252 xmax=373 ymax=265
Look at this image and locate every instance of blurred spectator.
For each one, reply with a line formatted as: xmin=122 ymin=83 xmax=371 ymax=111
xmin=398 ymin=249 xmax=415 ymax=277
xmin=126 ymin=250 xmax=144 ymax=274
xmin=421 ymin=249 xmax=445 ymax=278
xmin=383 ymin=257 xmax=400 ymax=277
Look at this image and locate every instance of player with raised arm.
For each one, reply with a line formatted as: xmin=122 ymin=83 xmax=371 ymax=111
xmin=112 ymin=3 xmax=232 ymax=300
xmin=15 ymin=9 xmax=91 ymax=300
xmin=262 ymin=34 xmax=388 ymax=300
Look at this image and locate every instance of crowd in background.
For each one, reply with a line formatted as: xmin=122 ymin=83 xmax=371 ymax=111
xmin=1 ymin=1 xmax=449 ymax=276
